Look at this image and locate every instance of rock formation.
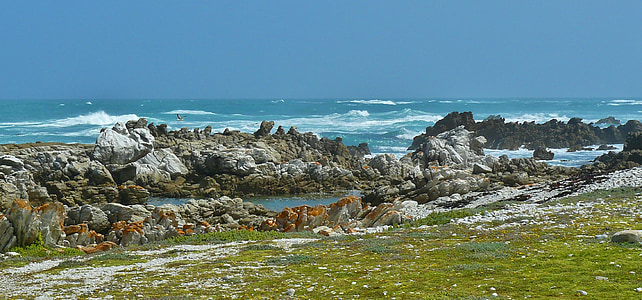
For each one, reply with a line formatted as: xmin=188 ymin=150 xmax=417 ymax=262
xmin=410 ymin=111 xmax=642 ymax=150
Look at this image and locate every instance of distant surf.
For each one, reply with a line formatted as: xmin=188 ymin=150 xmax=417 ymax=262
xmin=0 ymin=98 xmax=637 ymax=166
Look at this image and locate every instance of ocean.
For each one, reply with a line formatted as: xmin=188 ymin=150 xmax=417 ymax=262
xmin=0 ymin=98 xmax=638 ymax=167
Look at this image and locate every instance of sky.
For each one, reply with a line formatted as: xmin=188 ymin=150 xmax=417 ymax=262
xmin=1 ymin=1 xmax=641 ymax=100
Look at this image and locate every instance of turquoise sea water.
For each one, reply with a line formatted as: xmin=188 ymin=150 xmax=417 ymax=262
xmin=0 ymin=98 xmax=638 ymax=167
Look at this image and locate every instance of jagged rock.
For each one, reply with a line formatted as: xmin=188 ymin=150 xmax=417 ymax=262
xmin=533 ymin=147 xmax=554 ymax=160
xmin=118 ymin=185 xmax=150 ymax=205
xmin=35 ymin=202 xmax=67 ymax=247
xmin=138 ymin=148 xmax=188 ymax=176
xmin=597 ymin=144 xmax=617 ymax=151
xmin=66 ymin=205 xmax=111 ymax=233
xmin=596 ymin=116 xmax=620 ymax=125
xmin=472 ymin=163 xmax=493 ymax=174
xmin=87 ymin=161 xmax=116 ymax=186
xmin=422 ymin=126 xmax=487 ymax=168
xmin=624 ymin=132 xmax=642 ymax=151
xmin=369 ymin=154 xmax=418 ymax=179
xmin=92 ymin=121 xmax=155 ymax=165
xmin=412 ymin=111 xmax=642 ymax=150
xmin=5 ymin=200 xmax=40 ymax=247
xmin=254 ymin=120 xmax=275 ymax=138
xmin=0 ymin=215 xmax=16 ymax=252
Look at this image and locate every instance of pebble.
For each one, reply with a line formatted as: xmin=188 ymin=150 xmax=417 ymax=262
xmin=285 ymin=288 xmax=295 ymax=296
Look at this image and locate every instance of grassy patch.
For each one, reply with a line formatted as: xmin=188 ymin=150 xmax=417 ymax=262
xmin=164 ymin=230 xmax=288 ymax=245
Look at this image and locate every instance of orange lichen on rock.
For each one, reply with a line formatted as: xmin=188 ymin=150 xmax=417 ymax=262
xmin=14 ymin=199 xmax=32 ymax=209
xmin=328 ymin=195 xmax=360 ymax=209
xmin=111 ymin=221 xmax=127 ymax=231
xmin=122 ymin=221 xmax=144 ymax=235
xmin=64 ymin=224 xmax=89 ymax=235
xmin=78 ymin=241 xmax=119 ymax=254
xmin=259 ymin=218 xmax=278 ymax=231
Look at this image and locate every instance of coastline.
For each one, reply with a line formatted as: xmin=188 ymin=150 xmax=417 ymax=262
xmin=1 ymin=113 xmax=642 ymax=297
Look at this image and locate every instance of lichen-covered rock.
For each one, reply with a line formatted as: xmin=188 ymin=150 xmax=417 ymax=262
xmin=66 ymin=205 xmax=111 ymax=233
xmin=0 ymin=215 xmax=16 ymax=252
xmin=5 ymin=200 xmax=40 ymax=247
xmin=34 ymin=202 xmax=66 ymax=247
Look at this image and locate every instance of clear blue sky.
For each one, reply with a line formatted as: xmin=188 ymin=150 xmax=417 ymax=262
xmin=1 ymin=1 xmax=641 ymax=99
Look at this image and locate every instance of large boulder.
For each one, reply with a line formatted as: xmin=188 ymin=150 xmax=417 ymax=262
xmin=138 ymin=148 xmax=188 ymax=176
xmin=66 ymin=205 xmax=111 ymax=233
xmin=35 ymin=202 xmax=67 ymax=247
xmin=533 ymin=147 xmax=554 ymax=160
xmin=0 ymin=200 xmax=67 ymax=251
xmin=0 ymin=216 xmax=16 ymax=252
xmin=422 ymin=126 xmax=487 ymax=168
xmin=611 ymin=230 xmax=642 ymax=244
xmin=92 ymin=120 xmax=155 ymax=165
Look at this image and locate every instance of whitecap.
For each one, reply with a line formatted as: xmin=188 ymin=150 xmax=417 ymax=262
xmin=608 ymin=99 xmax=642 ymax=106
xmin=272 ymin=99 xmax=285 ymax=103
xmin=395 ymin=129 xmax=423 ymax=140
xmin=163 ymin=110 xmax=217 ymax=116
xmin=86 ymin=101 xmax=93 ymax=105
xmin=338 ymin=99 xmax=398 ymax=105
xmin=499 ymin=113 xmax=570 ymax=124
xmin=38 ymin=111 xmax=140 ymax=128
xmin=346 ymin=110 xmax=370 ymax=117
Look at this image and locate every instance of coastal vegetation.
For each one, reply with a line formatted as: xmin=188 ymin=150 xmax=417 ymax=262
xmin=2 ymin=187 xmax=641 ymax=299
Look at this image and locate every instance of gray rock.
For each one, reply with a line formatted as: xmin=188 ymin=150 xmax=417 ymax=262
xmin=66 ymin=205 xmax=111 ymax=233
xmin=472 ymin=163 xmax=493 ymax=174
xmin=0 ymin=216 xmax=16 ymax=252
xmin=611 ymin=230 xmax=642 ymax=244
xmin=92 ymin=122 xmax=155 ymax=165
xmin=423 ymin=126 xmax=487 ymax=168
xmin=138 ymin=148 xmax=188 ymax=176
xmin=533 ymin=147 xmax=554 ymax=160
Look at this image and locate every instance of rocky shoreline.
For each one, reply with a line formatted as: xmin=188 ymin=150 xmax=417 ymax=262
xmin=0 ymin=113 xmax=641 ymax=253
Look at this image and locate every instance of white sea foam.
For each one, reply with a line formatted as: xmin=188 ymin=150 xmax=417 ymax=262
xmin=395 ymin=128 xmax=423 ymax=140
xmin=339 ymin=99 xmax=399 ymax=105
xmin=86 ymin=101 xmax=93 ymax=105
xmin=276 ymin=109 xmax=442 ymax=133
xmin=608 ymin=99 xmax=642 ymax=106
xmin=163 ymin=110 xmax=217 ymax=115
xmin=497 ymin=113 xmax=571 ymax=124
xmin=44 ymin=111 xmax=140 ymax=128
xmin=346 ymin=110 xmax=370 ymax=117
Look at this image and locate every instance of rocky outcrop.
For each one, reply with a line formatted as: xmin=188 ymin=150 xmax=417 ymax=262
xmin=0 ymin=200 xmax=67 ymax=251
xmin=611 ymin=230 xmax=642 ymax=244
xmin=420 ymin=126 xmax=488 ymax=168
xmin=92 ymin=121 xmax=155 ymax=165
xmin=533 ymin=148 xmax=554 ymax=160
xmin=410 ymin=111 xmax=642 ymax=150
xmin=596 ymin=116 xmax=620 ymax=125
xmin=593 ymin=132 xmax=642 ymax=171
xmin=263 ymin=196 xmax=413 ymax=233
